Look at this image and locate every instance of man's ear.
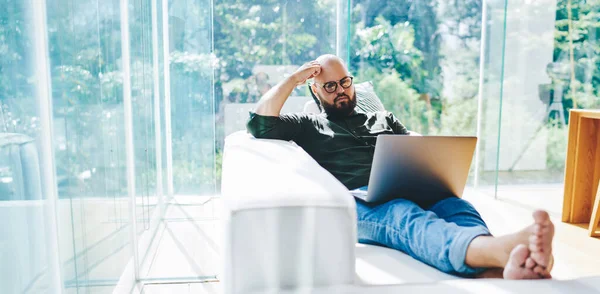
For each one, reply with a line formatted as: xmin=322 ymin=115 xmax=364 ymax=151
xmin=308 ymin=83 xmax=323 ymax=112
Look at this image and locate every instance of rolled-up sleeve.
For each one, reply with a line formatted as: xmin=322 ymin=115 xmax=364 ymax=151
xmin=386 ymin=112 xmax=409 ymax=135
xmin=246 ymin=112 xmax=306 ymax=141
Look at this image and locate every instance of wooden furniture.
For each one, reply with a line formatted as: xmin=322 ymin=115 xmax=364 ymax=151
xmin=562 ymin=109 xmax=600 ymax=237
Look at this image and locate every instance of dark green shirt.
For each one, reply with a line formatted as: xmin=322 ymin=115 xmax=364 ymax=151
xmin=246 ymin=110 xmax=409 ymax=190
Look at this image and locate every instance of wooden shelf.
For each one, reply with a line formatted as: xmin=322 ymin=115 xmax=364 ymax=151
xmin=562 ymin=109 xmax=600 ymax=237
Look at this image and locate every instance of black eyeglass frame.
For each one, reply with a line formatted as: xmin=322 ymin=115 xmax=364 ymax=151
xmin=312 ymin=76 xmax=354 ymax=94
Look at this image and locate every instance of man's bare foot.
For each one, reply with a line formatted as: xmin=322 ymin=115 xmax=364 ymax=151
xmin=503 ymin=210 xmax=554 ymax=279
xmin=529 ymin=210 xmax=554 ymax=269
xmin=503 ymin=245 xmax=542 ymax=279
xmin=465 ymin=210 xmax=555 ymax=279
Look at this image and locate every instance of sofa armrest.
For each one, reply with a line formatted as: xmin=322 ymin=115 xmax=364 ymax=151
xmin=221 ymin=131 xmax=356 ymax=294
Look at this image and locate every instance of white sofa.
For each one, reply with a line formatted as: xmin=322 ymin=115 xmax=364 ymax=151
xmin=221 ymin=131 xmax=600 ymax=294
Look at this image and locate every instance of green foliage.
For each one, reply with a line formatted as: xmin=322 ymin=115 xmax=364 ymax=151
xmin=351 ymin=0 xmax=443 ymax=94
xmin=553 ymin=0 xmax=600 ymax=113
xmin=214 ymin=0 xmax=335 ymax=79
xmin=170 ymin=51 xmax=218 ymax=75
xmin=353 ymin=17 xmax=424 ymax=85
xmin=369 ymin=70 xmax=430 ymax=133
xmin=437 ymin=98 xmax=478 ymax=136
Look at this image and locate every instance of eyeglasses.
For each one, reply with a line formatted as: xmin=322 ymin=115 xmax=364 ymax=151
xmin=314 ymin=76 xmax=354 ymax=94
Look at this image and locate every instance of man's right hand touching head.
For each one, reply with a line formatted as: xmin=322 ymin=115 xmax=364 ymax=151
xmin=253 ymin=60 xmax=321 ymax=116
xmin=291 ymin=60 xmax=321 ymax=86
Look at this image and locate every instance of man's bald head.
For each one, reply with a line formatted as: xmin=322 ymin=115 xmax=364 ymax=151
xmin=314 ymin=54 xmax=350 ymax=84
xmin=315 ymin=54 xmax=345 ymax=65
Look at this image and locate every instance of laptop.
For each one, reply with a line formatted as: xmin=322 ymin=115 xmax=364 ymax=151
xmin=351 ymin=135 xmax=477 ymax=207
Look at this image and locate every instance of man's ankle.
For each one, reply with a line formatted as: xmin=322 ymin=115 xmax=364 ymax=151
xmin=476 ymin=268 xmax=504 ymax=279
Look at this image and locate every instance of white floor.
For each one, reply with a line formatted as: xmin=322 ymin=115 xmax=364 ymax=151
xmin=140 ymin=197 xmax=222 ymax=281
xmin=135 ymin=196 xmax=223 ymax=294
xmin=478 ymin=183 xmax=565 ymax=217
xmin=141 ymin=282 xmax=221 ymax=294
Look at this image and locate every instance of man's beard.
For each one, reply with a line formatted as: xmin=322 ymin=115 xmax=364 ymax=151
xmin=320 ymin=92 xmax=357 ymax=118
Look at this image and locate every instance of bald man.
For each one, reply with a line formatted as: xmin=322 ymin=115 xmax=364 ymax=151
xmin=246 ymin=55 xmax=554 ymax=279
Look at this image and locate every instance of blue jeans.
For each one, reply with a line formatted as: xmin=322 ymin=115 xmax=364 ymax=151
xmin=355 ymin=186 xmax=491 ymax=277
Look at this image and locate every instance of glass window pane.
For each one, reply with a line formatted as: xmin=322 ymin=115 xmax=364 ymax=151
xmin=168 ymin=0 xmax=215 ymax=196
xmin=0 ymin=1 xmax=61 ymax=292
xmin=45 ymin=0 xmax=133 ymax=290
xmin=129 ymin=0 xmax=159 ymax=238
xmin=477 ymin=1 xmax=509 ymax=189
xmin=492 ymin=0 xmax=600 ymax=214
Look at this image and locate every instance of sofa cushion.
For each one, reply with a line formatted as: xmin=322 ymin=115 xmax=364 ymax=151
xmin=355 ymin=244 xmax=458 ymax=285
xmin=354 ymin=81 xmax=386 ymax=113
